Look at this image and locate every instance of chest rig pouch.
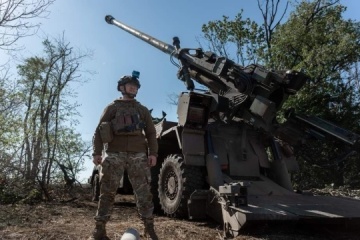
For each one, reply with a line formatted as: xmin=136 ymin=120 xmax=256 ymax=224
xmin=111 ymin=102 xmax=146 ymax=135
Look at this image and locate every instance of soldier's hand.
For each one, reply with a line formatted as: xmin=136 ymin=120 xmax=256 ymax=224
xmin=148 ymin=155 xmax=157 ymax=167
xmin=93 ymin=155 xmax=102 ymax=165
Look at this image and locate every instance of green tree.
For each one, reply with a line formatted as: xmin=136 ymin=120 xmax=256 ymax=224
xmin=270 ymin=0 xmax=360 ymax=188
xmin=53 ymin=127 xmax=91 ymax=186
xmin=201 ymin=12 xmax=265 ymax=66
xmin=0 ymin=69 xmax=23 ymax=178
xmin=271 ymin=0 xmax=360 ymax=115
xmin=200 ymin=0 xmax=289 ymax=66
xmin=16 ymin=36 xmax=92 ymax=191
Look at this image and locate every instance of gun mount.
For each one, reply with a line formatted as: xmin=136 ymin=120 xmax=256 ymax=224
xmin=105 ymin=15 xmax=360 ymax=238
xmin=105 ymin=15 xmax=311 ymax=132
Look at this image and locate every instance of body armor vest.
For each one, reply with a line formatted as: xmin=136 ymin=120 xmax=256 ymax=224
xmin=111 ymin=102 xmax=146 ymax=135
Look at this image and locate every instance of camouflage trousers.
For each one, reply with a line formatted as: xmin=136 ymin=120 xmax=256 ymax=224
xmin=94 ymin=152 xmax=154 ymax=223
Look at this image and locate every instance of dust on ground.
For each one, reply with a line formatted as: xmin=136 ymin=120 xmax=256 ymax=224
xmin=0 ymin=186 xmax=359 ymax=240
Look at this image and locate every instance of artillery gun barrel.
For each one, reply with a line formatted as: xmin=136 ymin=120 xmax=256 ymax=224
xmin=105 ymin=15 xmax=176 ymax=55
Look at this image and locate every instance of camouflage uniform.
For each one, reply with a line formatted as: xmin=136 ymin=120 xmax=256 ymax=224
xmin=95 ymin=152 xmax=153 ymax=222
xmin=90 ymin=97 xmax=158 ymax=240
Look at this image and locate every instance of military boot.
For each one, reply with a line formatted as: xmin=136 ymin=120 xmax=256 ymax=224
xmin=142 ymin=217 xmax=159 ymax=240
xmin=88 ymin=221 xmax=109 ymax=240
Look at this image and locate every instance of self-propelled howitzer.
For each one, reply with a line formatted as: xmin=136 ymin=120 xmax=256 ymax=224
xmin=105 ymin=15 xmax=360 ymax=238
xmin=105 ymin=15 xmax=310 ymax=133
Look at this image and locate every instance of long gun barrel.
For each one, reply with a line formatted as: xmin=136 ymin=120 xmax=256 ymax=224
xmin=105 ymin=15 xmax=307 ymax=101
xmin=105 ymin=15 xmax=176 ymax=55
xmin=105 ymin=15 xmax=198 ymax=90
xmin=104 ymin=15 xmax=260 ymax=93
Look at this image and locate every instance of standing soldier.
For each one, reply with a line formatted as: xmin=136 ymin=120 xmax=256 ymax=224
xmin=89 ymin=71 xmax=158 ymax=240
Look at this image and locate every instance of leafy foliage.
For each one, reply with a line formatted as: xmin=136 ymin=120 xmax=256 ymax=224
xmin=201 ymin=11 xmax=266 ymax=66
xmin=271 ymin=0 xmax=360 ymax=188
xmin=0 ymin=36 xmax=92 ymax=203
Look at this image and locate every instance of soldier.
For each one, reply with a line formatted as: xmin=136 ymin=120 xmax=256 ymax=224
xmin=89 ymin=71 xmax=158 ymax=240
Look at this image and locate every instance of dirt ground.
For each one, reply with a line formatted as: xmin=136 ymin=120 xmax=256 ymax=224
xmin=0 ymin=186 xmax=359 ymax=240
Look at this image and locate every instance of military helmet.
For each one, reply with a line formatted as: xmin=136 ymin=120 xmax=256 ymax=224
xmin=117 ymin=71 xmax=141 ymax=91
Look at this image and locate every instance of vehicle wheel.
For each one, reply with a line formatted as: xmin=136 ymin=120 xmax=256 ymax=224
xmin=92 ymin=174 xmax=100 ymax=202
xmin=158 ymin=154 xmax=205 ymax=218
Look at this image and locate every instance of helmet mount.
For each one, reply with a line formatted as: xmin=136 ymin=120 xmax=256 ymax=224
xmin=117 ymin=71 xmax=141 ymax=97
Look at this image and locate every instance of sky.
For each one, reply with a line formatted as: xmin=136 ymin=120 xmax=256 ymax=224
xmin=1 ymin=0 xmax=360 ymax=182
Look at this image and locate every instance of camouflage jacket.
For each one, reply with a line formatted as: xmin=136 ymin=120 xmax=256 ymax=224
xmin=92 ymin=98 xmax=158 ymax=157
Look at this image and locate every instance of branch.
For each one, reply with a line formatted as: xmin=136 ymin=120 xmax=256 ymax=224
xmin=0 ymin=0 xmax=55 ymax=50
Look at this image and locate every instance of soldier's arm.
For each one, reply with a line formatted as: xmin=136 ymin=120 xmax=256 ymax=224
xmin=143 ymin=107 xmax=158 ymax=157
xmin=92 ymin=104 xmax=113 ymax=156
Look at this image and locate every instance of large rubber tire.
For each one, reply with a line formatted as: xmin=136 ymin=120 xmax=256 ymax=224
xmin=158 ymin=154 xmax=205 ymax=218
xmin=92 ymin=174 xmax=100 ymax=202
